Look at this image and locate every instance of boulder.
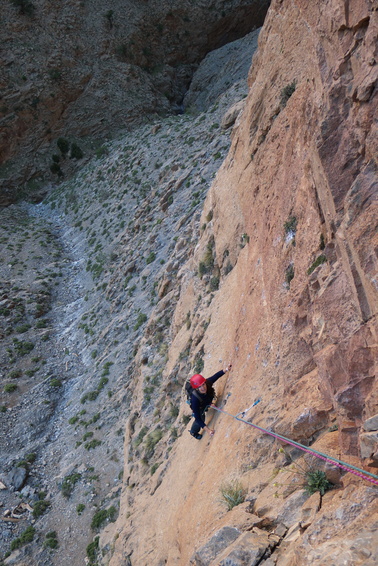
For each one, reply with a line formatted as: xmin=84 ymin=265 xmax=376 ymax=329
xmin=363 ymin=414 xmax=378 ymax=432
xmin=191 ymin=526 xmax=241 ymax=566
xmin=221 ymin=100 xmax=246 ymax=130
xmin=8 ymin=468 xmax=28 ymax=491
xmin=215 ymin=530 xmax=271 ymax=566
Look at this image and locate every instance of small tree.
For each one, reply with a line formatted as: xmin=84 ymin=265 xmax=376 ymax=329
xmin=70 ymin=143 xmax=83 ymax=159
xmin=57 ymin=138 xmax=69 ymax=156
xmin=11 ymin=0 xmax=35 ymax=16
xmin=104 ymin=9 xmax=114 ymax=28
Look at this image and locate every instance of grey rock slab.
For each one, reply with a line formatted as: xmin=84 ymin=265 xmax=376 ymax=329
xmin=192 ymin=526 xmax=241 ymax=566
xmin=8 ymin=468 xmax=28 ymax=491
xmin=359 ymin=430 xmax=378 ymax=458
xmin=363 ymin=413 xmax=378 ymax=431
xmin=276 ymin=489 xmax=310 ymax=529
xmin=214 ymin=530 xmax=271 ymax=566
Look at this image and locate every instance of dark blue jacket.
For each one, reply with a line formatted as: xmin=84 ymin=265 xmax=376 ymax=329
xmin=191 ymin=370 xmax=225 ymax=429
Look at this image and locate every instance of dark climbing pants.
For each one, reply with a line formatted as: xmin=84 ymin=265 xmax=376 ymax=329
xmin=190 ymin=410 xmax=206 ymax=436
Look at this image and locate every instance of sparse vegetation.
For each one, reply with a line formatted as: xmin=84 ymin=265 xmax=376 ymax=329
xmin=44 ymin=531 xmax=58 ymax=549
xmin=57 ymin=138 xmax=69 ymax=155
xmin=91 ymin=506 xmax=117 ymax=530
xmin=146 ymin=252 xmax=156 ymax=264
xmin=134 ymin=312 xmax=147 ymax=330
xmin=305 ymin=470 xmax=332 ymax=495
xmin=86 ymin=536 xmax=99 ymax=564
xmin=10 ymin=0 xmax=35 ymax=16
xmin=4 ymin=383 xmax=18 ymax=393
xmin=70 ymin=142 xmax=84 ymax=159
xmin=307 ymin=254 xmax=327 ymax=275
xmin=61 ymin=472 xmax=81 ymax=498
xmin=284 ymin=215 xmax=297 ymax=235
xmin=84 ymin=438 xmax=102 ymax=450
xmin=10 ymin=525 xmax=35 ymax=551
xmin=280 ymin=80 xmax=296 ymax=107
xmin=144 ymin=428 xmax=163 ymax=459
xmin=219 ymin=479 xmax=246 ymax=511
xmin=33 ymin=499 xmax=50 ymax=518
xmin=285 ymin=264 xmax=295 ymax=287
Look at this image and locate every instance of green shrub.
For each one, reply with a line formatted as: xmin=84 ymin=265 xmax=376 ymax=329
xmin=134 ymin=426 xmax=148 ymax=447
xmin=150 ymin=462 xmax=160 ymax=475
xmin=44 ymin=531 xmax=58 ymax=549
xmin=9 ymin=370 xmax=22 ymax=379
xmin=70 ymin=143 xmax=83 ymax=159
xmin=305 ymin=470 xmax=331 ymax=495
xmin=209 ymin=276 xmax=219 ymax=291
xmin=307 ymin=254 xmax=327 ymax=275
xmin=76 ymin=503 xmax=86 ymax=515
xmin=10 ymin=525 xmax=35 ymax=551
xmin=4 ymin=383 xmax=18 ymax=393
xmin=57 ymin=138 xmax=69 ymax=155
xmin=193 ymin=352 xmax=204 ymax=374
xmin=84 ymin=439 xmax=101 ymax=451
xmin=61 ymin=472 xmax=81 ymax=498
xmin=49 ymin=378 xmax=62 ymax=387
xmin=25 ymin=452 xmax=36 ymax=463
xmin=134 ymin=313 xmax=147 ymax=331
xmin=182 ymin=414 xmax=191 ymax=425
xmin=49 ymin=69 xmax=62 ymax=81
xmin=146 ymin=252 xmax=156 ymax=264
xmin=10 ymin=0 xmax=35 ymax=16
xmin=320 ymin=233 xmax=325 ymax=250
xmin=98 ymin=377 xmax=108 ymax=390
xmin=104 ymin=9 xmax=113 ymax=26
xmin=91 ymin=506 xmax=117 ymax=530
xmin=219 ymin=480 xmax=246 ymax=511
xmin=284 ymin=215 xmax=297 ymax=235
xmin=33 ymin=499 xmax=50 ymax=518
xmin=13 ymin=340 xmax=34 ymax=356
xmin=81 ymin=390 xmax=99 ymax=403
xmin=86 ymin=536 xmax=99 ymax=563
xmin=15 ymin=323 xmax=31 ymax=333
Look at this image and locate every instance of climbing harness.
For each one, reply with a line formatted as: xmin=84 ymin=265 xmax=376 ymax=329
xmin=210 ymin=405 xmax=378 ymax=487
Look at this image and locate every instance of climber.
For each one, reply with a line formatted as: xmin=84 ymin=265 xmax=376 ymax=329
xmin=188 ymin=364 xmax=232 ymax=440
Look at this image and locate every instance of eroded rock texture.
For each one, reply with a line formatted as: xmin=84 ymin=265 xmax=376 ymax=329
xmin=107 ymin=1 xmax=377 ymax=565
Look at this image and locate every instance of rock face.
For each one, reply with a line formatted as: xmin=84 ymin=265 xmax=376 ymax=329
xmin=107 ymin=1 xmax=378 ymax=565
xmin=0 ymin=0 xmax=269 ymax=204
xmin=0 ymin=1 xmax=377 ymax=565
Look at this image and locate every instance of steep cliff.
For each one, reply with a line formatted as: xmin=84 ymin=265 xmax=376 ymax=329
xmin=106 ymin=1 xmax=378 ymax=564
xmin=0 ymin=1 xmax=377 ymax=565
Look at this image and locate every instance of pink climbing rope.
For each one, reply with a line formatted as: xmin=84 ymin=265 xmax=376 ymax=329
xmin=211 ymin=405 xmax=378 ymax=487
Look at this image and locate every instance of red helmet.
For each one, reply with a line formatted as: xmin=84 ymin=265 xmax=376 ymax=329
xmin=190 ymin=374 xmax=206 ymax=389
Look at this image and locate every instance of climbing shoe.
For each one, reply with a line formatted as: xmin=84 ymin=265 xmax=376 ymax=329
xmin=189 ymin=431 xmax=202 ymax=440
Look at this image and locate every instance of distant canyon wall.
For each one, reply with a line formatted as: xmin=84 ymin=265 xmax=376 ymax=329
xmin=0 ymin=0 xmax=269 ymax=205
